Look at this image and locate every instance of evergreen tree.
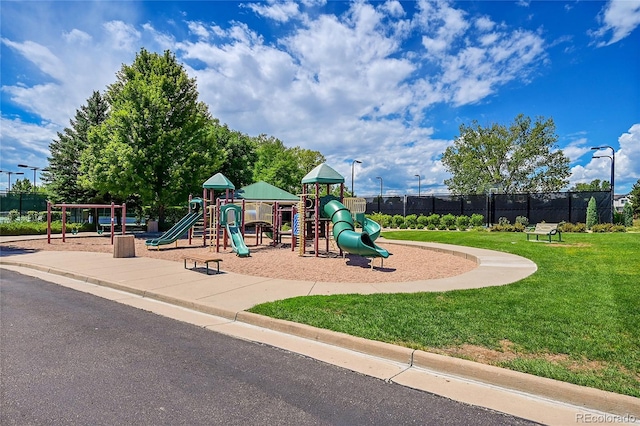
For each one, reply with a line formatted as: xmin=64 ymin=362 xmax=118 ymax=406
xmin=629 ymin=179 xmax=640 ymax=218
xmin=622 ymin=202 xmax=633 ymax=227
xmin=586 ymin=196 xmax=598 ymax=229
xmin=44 ymin=91 xmax=109 ymax=203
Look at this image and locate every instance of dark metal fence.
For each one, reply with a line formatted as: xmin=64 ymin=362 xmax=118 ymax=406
xmin=2 ymin=190 xmax=613 ymax=225
xmin=0 ymin=191 xmax=48 ymax=217
xmin=365 ymin=191 xmax=612 ymax=224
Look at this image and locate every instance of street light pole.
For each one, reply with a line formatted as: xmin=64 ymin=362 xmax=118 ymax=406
xmin=0 ymin=171 xmax=24 ymax=191
xmin=376 ymin=176 xmax=383 ymax=212
xmin=414 ymin=174 xmax=421 ymax=197
xmin=591 ymin=146 xmax=615 ymax=222
xmin=18 ymin=164 xmax=42 ymax=192
xmin=351 ymin=160 xmax=362 ymax=196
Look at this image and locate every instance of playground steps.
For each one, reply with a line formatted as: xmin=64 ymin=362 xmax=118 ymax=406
xmin=190 ymin=219 xmax=206 ymax=238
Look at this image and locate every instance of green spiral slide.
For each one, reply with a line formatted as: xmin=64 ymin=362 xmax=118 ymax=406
xmin=323 ymin=200 xmax=389 ymax=259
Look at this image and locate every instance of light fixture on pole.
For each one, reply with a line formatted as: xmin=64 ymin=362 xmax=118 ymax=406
xmin=0 ymin=170 xmax=24 ymax=191
xmin=18 ymin=164 xmax=42 ymax=192
xmin=591 ymin=146 xmax=615 ymax=222
xmin=351 ymin=160 xmax=362 ymax=196
xmin=414 ymin=174 xmax=421 ymax=197
xmin=376 ymin=176 xmax=383 ymax=212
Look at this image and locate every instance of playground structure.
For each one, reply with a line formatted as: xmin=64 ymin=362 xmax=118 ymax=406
xmin=145 ymin=165 xmax=390 ymax=264
xmin=46 ymin=201 xmax=127 ymax=245
xmin=201 ymin=176 xmax=299 ymax=256
xmin=50 ymin=165 xmax=390 ymax=266
xmin=298 ymin=163 xmax=390 ymax=263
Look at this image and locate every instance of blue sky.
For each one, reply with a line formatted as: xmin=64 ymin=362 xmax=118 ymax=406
xmin=1 ymin=0 xmax=639 ymax=196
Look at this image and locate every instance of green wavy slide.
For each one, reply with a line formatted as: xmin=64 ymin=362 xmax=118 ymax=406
xmin=323 ymin=200 xmax=389 ymax=259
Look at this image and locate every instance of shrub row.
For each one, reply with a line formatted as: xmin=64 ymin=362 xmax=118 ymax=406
xmin=366 ymin=213 xmax=486 ymax=231
xmin=0 ymin=221 xmax=95 ymax=236
xmin=365 ymin=213 xmax=628 ymax=233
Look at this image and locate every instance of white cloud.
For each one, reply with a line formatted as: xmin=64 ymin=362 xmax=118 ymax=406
xmin=569 ymin=124 xmax=640 ymax=193
xmin=187 ymin=21 xmax=211 ymax=40
xmin=381 ymin=0 xmax=405 ymax=19
xmin=0 ymin=116 xmax=59 ymax=164
xmin=413 ymin=1 xmax=546 ymax=106
xmin=63 ymin=29 xmax=92 ymax=44
xmin=103 ymin=20 xmax=141 ymax=50
xmin=1 ymin=0 xmax=557 ymax=196
xmin=245 ymin=1 xmax=301 ymax=23
xmin=475 ymin=16 xmax=496 ymax=32
xmin=1 ymin=39 xmax=66 ymax=81
xmin=591 ymin=0 xmax=640 ymax=46
xmin=615 ymin=123 xmax=640 ymax=189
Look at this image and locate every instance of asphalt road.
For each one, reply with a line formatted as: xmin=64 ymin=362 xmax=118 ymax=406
xmin=1 ymin=269 xmax=538 ymax=425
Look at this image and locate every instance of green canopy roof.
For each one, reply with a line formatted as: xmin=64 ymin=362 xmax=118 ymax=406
xmin=301 ymin=163 xmax=345 ymax=184
xmin=236 ymin=181 xmax=299 ymax=201
xmin=202 ymin=172 xmax=235 ymax=190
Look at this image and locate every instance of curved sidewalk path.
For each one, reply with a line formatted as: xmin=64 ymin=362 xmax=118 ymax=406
xmin=0 ymin=237 xmax=537 ymax=315
xmin=2 ymin=235 xmax=638 ymax=424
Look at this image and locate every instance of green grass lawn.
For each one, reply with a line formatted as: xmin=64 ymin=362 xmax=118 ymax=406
xmin=250 ymin=231 xmax=640 ymax=397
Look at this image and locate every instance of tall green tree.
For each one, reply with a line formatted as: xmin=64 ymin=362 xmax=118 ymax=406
xmin=569 ymin=179 xmax=611 ymax=192
xmin=209 ymin=120 xmax=257 ymax=188
xmin=441 ymin=114 xmax=571 ymax=194
xmin=9 ymin=178 xmax=33 ymax=194
xmin=629 ymin=179 xmax=640 ymax=218
xmin=622 ymin=202 xmax=633 ymax=227
xmin=80 ymin=49 xmax=222 ymax=225
xmin=44 ymin=91 xmax=109 ymax=203
xmin=252 ymin=136 xmax=324 ymax=195
xmin=586 ymin=196 xmax=598 ymax=229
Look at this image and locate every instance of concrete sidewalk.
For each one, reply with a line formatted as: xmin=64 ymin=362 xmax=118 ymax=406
xmin=1 ymin=236 xmax=638 ymax=424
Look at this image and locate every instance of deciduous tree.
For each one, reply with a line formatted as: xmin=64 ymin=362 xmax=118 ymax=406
xmin=569 ymin=179 xmax=611 ymax=192
xmin=210 ymin=120 xmax=257 ymax=188
xmin=80 ymin=49 xmax=222 ymax=225
xmin=9 ymin=178 xmax=33 ymax=194
xmin=252 ymin=135 xmax=324 ymax=194
xmin=441 ymin=114 xmax=571 ymax=194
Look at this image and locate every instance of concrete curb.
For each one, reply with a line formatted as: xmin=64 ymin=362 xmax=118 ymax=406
xmin=1 ymin=256 xmax=637 ymax=419
xmin=235 ymin=312 xmax=640 ymax=418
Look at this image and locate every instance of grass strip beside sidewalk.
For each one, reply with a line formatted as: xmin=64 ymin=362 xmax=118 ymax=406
xmin=249 ymin=231 xmax=640 ymax=397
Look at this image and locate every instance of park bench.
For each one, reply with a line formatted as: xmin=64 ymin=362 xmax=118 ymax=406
xmin=180 ymin=254 xmax=223 ymax=275
xmin=98 ymin=217 xmax=146 ymax=233
xmin=525 ymin=223 xmax=562 ymax=242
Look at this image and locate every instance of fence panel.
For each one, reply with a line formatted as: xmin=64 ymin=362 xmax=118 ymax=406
xmin=0 ymin=192 xmax=48 ymax=216
xmin=363 ymin=191 xmax=613 ymax=225
xmin=405 ymin=196 xmax=433 ymax=216
xmin=494 ymin=194 xmax=529 ymax=224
